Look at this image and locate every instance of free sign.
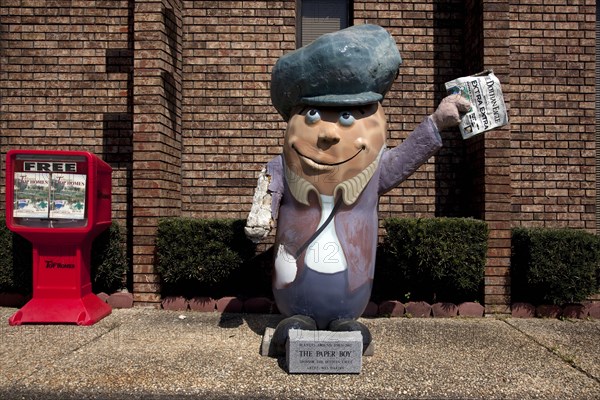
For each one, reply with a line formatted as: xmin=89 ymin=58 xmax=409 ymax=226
xmin=23 ymin=162 xmax=78 ymax=173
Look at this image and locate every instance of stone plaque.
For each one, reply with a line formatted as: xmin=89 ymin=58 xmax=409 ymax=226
xmin=286 ymin=329 xmax=363 ymax=374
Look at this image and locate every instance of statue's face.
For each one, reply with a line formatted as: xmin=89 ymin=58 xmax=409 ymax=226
xmin=283 ymin=102 xmax=387 ymax=195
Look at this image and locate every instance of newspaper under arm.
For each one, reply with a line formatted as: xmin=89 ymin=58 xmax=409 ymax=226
xmin=244 ymin=167 xmax=274 ymax=243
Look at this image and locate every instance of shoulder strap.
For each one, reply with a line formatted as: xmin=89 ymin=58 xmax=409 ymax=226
xmin=294 ymin=196 xmax=343 ymax=259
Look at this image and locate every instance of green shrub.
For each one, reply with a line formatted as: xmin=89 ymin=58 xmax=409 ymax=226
xmin=0 ymin=217 xmax=32 ymax=293
xmin=375 ymin=217 xmax=488 ymax=303
xmin=156 ymin=218 xmax=256 ymax=297
xmin=511 ymin=227 xmax=600 ymax=305
xmin=90 ymin=222 xmax=129 ymax=294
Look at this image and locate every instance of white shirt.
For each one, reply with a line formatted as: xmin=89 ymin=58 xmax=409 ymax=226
xmin=304 ymin=194 xmax=347 ymax=274
xmin=273 ymin=194 xmax=347 ymax=289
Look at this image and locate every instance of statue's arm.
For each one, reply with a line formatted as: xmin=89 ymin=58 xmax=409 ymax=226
xmin=378 ymin=95 xmax=470 ymax=194
xmin=244 ymin=155 xmax=283 ymax=243
xmin=378 ymin=116 xmax=442 ymax=194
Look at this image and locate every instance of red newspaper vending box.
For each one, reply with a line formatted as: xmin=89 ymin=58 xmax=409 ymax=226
xmin=5 ymin=150 xmax=112 ymax=325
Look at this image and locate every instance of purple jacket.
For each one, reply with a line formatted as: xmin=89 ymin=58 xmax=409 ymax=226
xmin=267 ymin=117 xmax=442 ymax=292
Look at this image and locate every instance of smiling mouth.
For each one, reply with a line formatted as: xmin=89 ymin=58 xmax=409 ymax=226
xmin=293 ymin=145 xmax=364 ymax=171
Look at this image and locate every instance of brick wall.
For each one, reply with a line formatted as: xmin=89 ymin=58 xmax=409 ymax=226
xmin=180 ymin=0 xmax=471 ymax=223
xmin=510 ymin=1 xmax=596 ymax=232
xmin=132 ymin=0 xmax=183 ymax=305
xmin=481 ymin=1 xmax=513 ymax=314
xmin=1 ymin=0 xmax=597 ymax=310
xmin=180 ymin=1 xmax=294 ymax=224
xmin=354 ymin=0 xmax=470 ymax=220
xmin=179 ymin=0 xmax=472 ymax=266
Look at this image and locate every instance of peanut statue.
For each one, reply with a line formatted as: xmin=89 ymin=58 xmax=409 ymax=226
xmin=245 ymin=24 xmax=470 ymax=354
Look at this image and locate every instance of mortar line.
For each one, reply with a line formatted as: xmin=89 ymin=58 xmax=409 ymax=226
xmin=501 ymin=319 xmax=600 ymax=385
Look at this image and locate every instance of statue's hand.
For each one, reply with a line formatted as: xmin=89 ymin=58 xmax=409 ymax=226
xmin=244 ymin=168 xmax=273 ymax=243
xmin=431 ymin=94 xmax=471 ymax=131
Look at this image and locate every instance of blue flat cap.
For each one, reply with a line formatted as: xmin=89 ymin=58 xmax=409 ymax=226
xmin=271 ymin=24 xmax=402 ymax=121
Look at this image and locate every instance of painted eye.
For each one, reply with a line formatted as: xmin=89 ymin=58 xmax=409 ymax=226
xmin=339 ymin=111 xmax=355 ymax=126
xmin=305 ymin=109 xmax=321 ymax=124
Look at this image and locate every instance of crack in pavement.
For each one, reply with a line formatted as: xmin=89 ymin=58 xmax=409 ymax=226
xmin=502 ymin=319 xmax=600 ymax=385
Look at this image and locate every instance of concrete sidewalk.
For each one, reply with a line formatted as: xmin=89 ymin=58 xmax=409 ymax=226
xmin=1 ymin=307 xmax=599 ymax=399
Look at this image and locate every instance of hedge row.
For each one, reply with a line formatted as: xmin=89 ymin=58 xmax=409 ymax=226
xmin=0 ymin=219 xmax=32 ymax=293
xmin=0 ymin=217 xmax=127 ymax=294
xmin=511 ymin=227 xmax=600 ymax=305
xmin=374 ymin=217 xmax=488 ymax=304
xmin=155 ymin=218 xmax=269 ymax=298
xmin=90 ymin=222 xmax=129 ymax=294
xmin=156 ymin=217 xmax=489 ymax=303
xmin=3 ymin=215 xmax=599 ymax=307
xmin=155 ymin=218 xmax=600 ymax=305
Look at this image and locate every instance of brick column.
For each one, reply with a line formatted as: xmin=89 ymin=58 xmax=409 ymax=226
xmin=481 ymin=1 xmax=512 ymax=314
xmin=133 ymin=0 xmax=183 ymax=305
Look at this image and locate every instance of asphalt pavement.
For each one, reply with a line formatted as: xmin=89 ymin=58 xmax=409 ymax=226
xmin=1 ymin=307 xmax=599 ymax=399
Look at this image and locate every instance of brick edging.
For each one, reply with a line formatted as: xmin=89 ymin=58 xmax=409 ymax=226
xmin=3 ymin=293 xmax=596 ymax=320
xmin=156 ymin=296 xmax=600 ymax=320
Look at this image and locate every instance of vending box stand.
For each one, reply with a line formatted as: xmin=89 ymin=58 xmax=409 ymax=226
xmin=5 ymin=150 xmax=113 ymax=325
